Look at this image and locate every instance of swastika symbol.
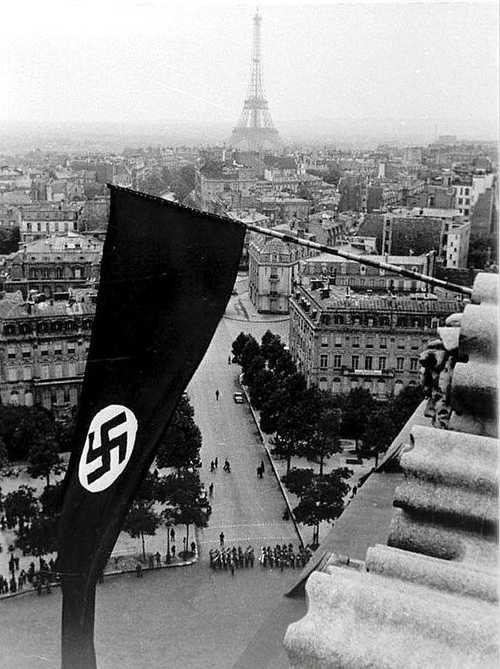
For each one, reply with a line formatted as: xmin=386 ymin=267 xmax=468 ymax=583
xmin=78 ymin=405 xmax=138 ymax=493
xmin=85 ymin=411 xmax=128 ymax=485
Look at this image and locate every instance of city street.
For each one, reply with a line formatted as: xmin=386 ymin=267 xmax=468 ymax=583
xmin=191 ymin=282 xmax=296 ymax=554
xmin=0 ymin=286 xmax=305 ymax=669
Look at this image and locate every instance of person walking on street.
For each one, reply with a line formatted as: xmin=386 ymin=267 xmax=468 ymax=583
xmin=210 ymin=460 xmax=215 ymax=472
xmin=260 ymin=460 xmax=265 ymax=474
xmin=136 ymin=562 xmax=143 ymax=578
xmin=214 ymin=457 xmax=218 ymax=468
xmin=215 ymin=389 xmax=220 ymax=401
xmin=209 ymin=482 xmax=214 ymax=497
xmin=228 ymin=355 xmax=231 ymax=365
xmin=219 ymin=532 xmax=225 ymax=547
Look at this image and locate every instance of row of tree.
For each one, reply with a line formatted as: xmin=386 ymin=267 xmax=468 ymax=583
xmin=0 ymin=394 xmax=210 ymax=561
xmin=231 ymin=330 xmax=423 ymax=545
xmin=232 ymin=331 xmax=351 ymax=545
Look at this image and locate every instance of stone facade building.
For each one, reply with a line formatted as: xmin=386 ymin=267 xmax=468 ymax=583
xmin=0 ymin=292 xmax=95 ymax=417
xmin=3 ymin=233 xmax=102 ymax=298
xmin=289 ymin=278 xmax=461 ymax=398
xmin=20 ymin=203 xmax=80 ymax=243
xmin=300 ymin=251 xmax=435 ymax=293
xmin=248 ymin=227 xmax=316 ymax=314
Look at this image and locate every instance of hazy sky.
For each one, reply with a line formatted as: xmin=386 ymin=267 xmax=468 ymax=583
xmin=1 ymin=0 xmax=498 ymax=131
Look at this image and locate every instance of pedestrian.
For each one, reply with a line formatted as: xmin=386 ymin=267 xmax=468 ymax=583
xmin=219 ymin=532 xmax=225 ymax=547
xmin=260 ymin=460 xmax=265 ymax=474
xmin=214 ymin=457 xmax=218 ymax=468
xmin=155 ymin=551 xmax=161 ymax=567
xmin=210 ymin=460 xmax=215 ymax=472
xmin=209 ymin=482 xmax=214 ymax=497
xmin=136 ymin=562 xmax=143 ymax=578
xmin=215 ymin=389 xmax=220 ymax=401
xmin=229 ymin=558 xmax=235 ymax=576
xmin=9 ymin=576 xmax=17 ymax=594
xmin=190 ymin=541 xmax=196 ymax=554
xmin=36 ymin=579 xmax=42 ymax=596
xmin=228 ymin=355 xmax=231 ymax=365
xmin=170 ymin=528 xmax=175 ymax=542
xmin=171 ymin=544 xmax=176 ymax=558
xmin=148 ymin=554 xmax=154 ymax=569
xmin=8 ymin=556 xmax=14 ymax=574
xmin=14 ymin=556 xmax=19 ymax=570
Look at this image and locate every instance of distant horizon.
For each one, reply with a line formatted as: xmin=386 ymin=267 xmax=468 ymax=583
xmin=2 ymin=2 xmax=498 ymax=140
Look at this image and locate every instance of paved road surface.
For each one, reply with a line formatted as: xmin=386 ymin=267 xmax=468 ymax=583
xmin=189 ymin=310 xmax=296 ymax=555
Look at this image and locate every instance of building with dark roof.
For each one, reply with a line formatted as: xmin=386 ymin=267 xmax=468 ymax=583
xmin=289 ymin=278 xmax=462 ymax=398
xmin=3 ymin=233 xmax=102 ymax=298
xmin=0 ymin=290 xmax=95 ymax=416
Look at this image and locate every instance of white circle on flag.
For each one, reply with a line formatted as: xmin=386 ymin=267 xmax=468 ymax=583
xmin=78 ymin=404 xmax=138 ymax=493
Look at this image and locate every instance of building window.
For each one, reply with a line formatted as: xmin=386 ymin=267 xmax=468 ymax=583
xmin=321 ymin=335 xmax=328 ymax=347
xmin=352 ymin=355 xmax=359 ymax=369
xmin=7 ymin=368 xmax=18 ymax=382
xmin=397 ymin=338 xmax=405 ymax=349
xmin=366 ymin=337 xmax=374 ymax=348
xmin=410 ymin=358 xmax=419 ymax=371
xmin=352 ymin=336 xmax=360 ymax=348
xmin=22 ymin=346 xmax=31 ymax=358
xmin=365 ymin=356 xmax=373 ymax=370
xmin=41 ymin=364 xmax=50 ymax=380
xmin=333 ymin=354 xmax=342 ymax=368
xmin=378 ymin=357 xmax=386 ymax=370
xmin=320 ymin=354 xmax=328 ymax=368
xmin=68 ymin=343 xmax=76 ymax=355
xmin=68 ymin=362 xmax=77 ymax=376
xmin=23 ymin=366 xmax=32 ymax=381
xmin=41 ymin=345 xmax=49 ymax=356
xmin=379 ymin=337 xmax=387 ymax=349
xmin=54 ymin=345 xmax=62 ymax=356
xmin=334 ymin=315 xmax=344 ymax=325
xmin=7 ymin=347 xmax=16 ymax=359
xmin=334 ymin=335 xmax=342 ymax=347
xmin=54 ymin=363 xmax=63 ymax=378
xmin=396 ymin=357 xmax=404 ymax=371
xmin=63 ymin=389 xmax=71 ymax=403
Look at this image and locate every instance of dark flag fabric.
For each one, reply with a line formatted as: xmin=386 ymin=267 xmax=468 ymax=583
xmin=58 ymin=185 xmax=245 ymax=669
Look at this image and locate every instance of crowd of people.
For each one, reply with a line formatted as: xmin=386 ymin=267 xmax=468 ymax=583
xmin=0 ymin=555 xmax=57 ymax=596
xmin=209 ymin=545 xmax=255 ymax=573
xmin=259 ymin=544 xmax=312 ymax=570
xmin=208 ymin=542 xmax=311 ymax=575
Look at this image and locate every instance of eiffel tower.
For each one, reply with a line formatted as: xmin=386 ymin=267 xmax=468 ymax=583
xmin=229 ymin=10 xmax=281 ymax=151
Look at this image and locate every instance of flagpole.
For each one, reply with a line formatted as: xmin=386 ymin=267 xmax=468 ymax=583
xmin=242 ymin=222 xmax=473 ymax=297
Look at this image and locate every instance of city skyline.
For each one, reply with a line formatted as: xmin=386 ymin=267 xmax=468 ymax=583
xmin=1 ymin=1 xmax=498 ymax=142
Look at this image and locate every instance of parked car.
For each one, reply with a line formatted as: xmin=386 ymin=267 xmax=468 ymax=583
xmin=233 ymin=392 xmax=245 ymax=404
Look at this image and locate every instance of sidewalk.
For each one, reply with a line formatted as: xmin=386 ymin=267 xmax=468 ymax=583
xmin=0 ymin=543 xmax=198 ymax=603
